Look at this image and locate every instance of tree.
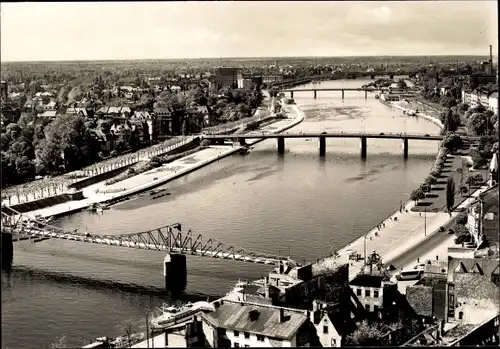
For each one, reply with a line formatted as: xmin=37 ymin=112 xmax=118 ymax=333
xmin=444 ymin=109 xmax=461 ymax=133
xmin=456 ymin=212 xmax=468 ymax=225
xmin=446 ymin=177 xmax=455 ymax=212
xmin=468 ymin=112 xmax=491 ymax=136
xmin=441 ymin=132 xmax=462 ymax=152
xmin=15 ymin=156 xmax=36 ymax=181
xmin=410 ymin=188 xmax=425 ymax=204
xmin=345 ymin=320 xmax=388 ymax=346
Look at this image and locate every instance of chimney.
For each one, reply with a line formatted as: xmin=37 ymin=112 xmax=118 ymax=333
xmin=278 ymin=308 xmax=285 ymax=323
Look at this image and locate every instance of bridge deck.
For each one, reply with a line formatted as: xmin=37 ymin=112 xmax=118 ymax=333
xmin=202 ymin=132 xmax=445 ymax=141
xmin=1 ymin=207 xmax=291 ymax=266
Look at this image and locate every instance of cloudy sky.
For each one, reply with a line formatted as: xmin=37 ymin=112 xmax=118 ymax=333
xmin=0 ymin=1 xmax=497 ymax=62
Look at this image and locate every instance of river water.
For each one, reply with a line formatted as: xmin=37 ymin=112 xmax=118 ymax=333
xmin=1 ymin=77 xmax=441 ymax=349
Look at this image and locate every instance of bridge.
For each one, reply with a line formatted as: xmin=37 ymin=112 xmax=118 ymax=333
xmin=202 ymin=132 xmax=447 ymax=159
xmin=279 ymin=87 xmax=409 ymax=99
xmin=1 ymin=206 xmax=293 ymax=266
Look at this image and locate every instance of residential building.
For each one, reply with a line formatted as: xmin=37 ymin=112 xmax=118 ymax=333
xmin=66 ymin=107 xmax=88 ymax=117
xmin=466 ymin=184 xmax=499 ymax=248
xmin=406 ymin=260 xmax=448 ymax=322
xmin=309 ymin=300 xmax=357 ymax=347
xmin=488 ymin=92 xmax=498 ymax=115
xmin=468 ymin=73 xmax=496 ymax=86
xmin=446 ymin=256 xmax=499 ymax=324
xmin=200 ymin=299 xmax=321 ymax=347
xmin=214 ymin=68 xmax=243 ymax=90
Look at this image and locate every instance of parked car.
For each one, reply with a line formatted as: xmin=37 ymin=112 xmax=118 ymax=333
xmin=395 ymin=269 xmax=424 ymax=281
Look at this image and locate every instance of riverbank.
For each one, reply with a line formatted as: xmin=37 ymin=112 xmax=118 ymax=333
xmin=19 ymin=108 xmax=304 ymax=221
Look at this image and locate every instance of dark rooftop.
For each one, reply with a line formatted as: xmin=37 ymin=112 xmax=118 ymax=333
xmin=202 ymin=300 xmax=308 ymax=340
xmin=350 ymin=273 xmax=389 ymax=288
xmin=406 ymin=285 xmax=433 ymax=317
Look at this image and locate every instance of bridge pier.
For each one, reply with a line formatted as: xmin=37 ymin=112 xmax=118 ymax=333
xmin=239 ymin=137 xmax=247 ymax=146
xmin=313 ymin=90 xmax=317 ymax=99
xmin=341 ymin=90 xmax=345 ymax=100
xmin=370 ymin=74 xmax=375 ymax=80
xmin=389 ymin=74 xmax=394 ymax=80
xmin=403 ymin=138 xmax=409 ymax=159
xmin=164 ymin=253 xmax=187 ymax=295
xmin=1 ymin=232 xmax=13 ymax=271
xmin=277 ymin=136 xmax=285 ymax=155
xmin=360 ymin=136 xmax=367 ymax=159
xmin=318 ymin=136 xmax=326 ymax=156
xmin=365 ymin=90 xmax=367 ymax=99
xmin=290 ymin=91 xmax=294 ymax=99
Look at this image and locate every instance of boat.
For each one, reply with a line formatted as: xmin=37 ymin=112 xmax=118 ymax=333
xmin=150 ymin=188 xmax=167 ymax=196
xmin=151 ymin=301 xmax=215 ymax=329
xmin=239 ymin=146 xmax=251 ymax=155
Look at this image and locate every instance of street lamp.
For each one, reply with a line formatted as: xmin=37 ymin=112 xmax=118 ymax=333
xmin=403 ymin=118 xmax=407 ymax=135
xmin=360 ymin=118 xmax=366 ymax=133
xmin=424 ymin=207 xmax=427 ymax=237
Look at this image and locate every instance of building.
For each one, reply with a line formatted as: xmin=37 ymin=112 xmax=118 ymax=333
xmin=468 ymin=73 xmax=497 ymax=86
xmin=466 ymin=184 xmax=499 ymax=248
xmin=446 ymin=256 xmax=499 ymax=324
xmin=200 ymin=299 xmax=321 ymax=347
xmin=406 ymin=260 xmax=448 ymax=322
xmin=488 ymin=92 xmax=498 ymax=115
xmin=214 ymin=68 xmax=243 ymax=90
xmin=349 ymin=273 xmax=394 ymax=313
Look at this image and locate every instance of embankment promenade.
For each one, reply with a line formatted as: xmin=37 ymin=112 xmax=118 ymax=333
xmin=19 ymin=105 xmax=305 ymax=221
xmin=312 ymin=97 xmax=469 ymax=279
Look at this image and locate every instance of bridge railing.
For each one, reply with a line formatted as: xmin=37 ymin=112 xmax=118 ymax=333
xmin=1 ymin=206 xmax=295 ymax=265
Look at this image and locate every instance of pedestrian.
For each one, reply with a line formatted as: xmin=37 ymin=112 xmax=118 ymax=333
xmin=419 ymin=212 xmax=422 ymax=217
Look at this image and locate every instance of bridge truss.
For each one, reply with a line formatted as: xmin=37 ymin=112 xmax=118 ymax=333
xmin=1 ymin=206 xmax=292 ymax=266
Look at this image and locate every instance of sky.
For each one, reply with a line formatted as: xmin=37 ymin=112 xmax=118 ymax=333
xmin=0 ymin=1 xmax=497 ymax=62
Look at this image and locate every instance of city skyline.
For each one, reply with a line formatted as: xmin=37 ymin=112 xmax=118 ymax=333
xmin=0 ymin=1 xmax=498 ymax=62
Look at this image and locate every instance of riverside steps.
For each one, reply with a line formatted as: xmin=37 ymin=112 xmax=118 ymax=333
xmin=313 ymin=184 xmax=492 ymax=281
xmin=17 ymin=111 xmax=305 ymax=221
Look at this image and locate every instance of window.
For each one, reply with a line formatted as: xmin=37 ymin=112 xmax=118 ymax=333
xmin=365 ymin=304 xmax=370 ymax=311
xmin=373 ymin=290 xmax=379 ymax=298
xmin=234 ymin=330 xmax=239 ymax=337
xmin=256 ymin=335 xmax=265 ymax=342
xmin=365 ymin=289 xmax=371 ymax=297
xmin=356 ymin=288 xmax=362 ymax=296
xmin=244 ymin=332 xmax=250 ymax=339
xmin=331 ymin=338 xmax=337 ymax=346
xmin=323 ymin=325 xmax=329 ymax=334
xmin=459 ymin=311 xmax=464 ymax=320
xmin=234 ymin=343 xmax=239 ymax=348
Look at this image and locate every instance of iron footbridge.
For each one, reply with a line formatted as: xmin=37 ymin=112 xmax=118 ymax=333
xmin=1 ymin=206 xmax=293 ymax=266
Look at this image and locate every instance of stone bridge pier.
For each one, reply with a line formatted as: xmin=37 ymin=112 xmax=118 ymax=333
xmin=1 ymin=232 xmax=13 ymax=271
xmin=313 ymin=90 xmax=317 ymax=99
xmin=290 ymin=91 xmax=294 ymax=99
xmin=318 ymin=136 xmax=326 ymax=156
xmin=277 ymin=136 xmax=285 ymax=155
xmin=239 ymin=137 xmax=247 ymax=146
xmin=164 ymin=253 xmax=187 ymax=295
xmin=403 ymin=137 xmax=409 ymax=159
xmin=360 ymin=136 xmax=367 ymax=159
xmin=341 ymin=90 xmax=345 ymax=99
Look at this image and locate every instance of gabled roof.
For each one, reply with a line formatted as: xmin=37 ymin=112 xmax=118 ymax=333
xmin=448 ymin=257 xmax=500 ymax=281
xmin=201 ymin=300 xmax=308 ymax=340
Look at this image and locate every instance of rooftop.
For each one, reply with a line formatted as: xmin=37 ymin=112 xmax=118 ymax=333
xmin=406 ymin=285 xmax=433 ymax=317
xmin=350 ymin=272 xmax=389 ymax=288
xmin=201 ymin=300 xmax=308 ymax=340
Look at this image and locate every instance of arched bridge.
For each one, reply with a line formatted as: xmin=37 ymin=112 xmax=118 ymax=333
xmin=1 ymin=206 xmax=293 ymax=266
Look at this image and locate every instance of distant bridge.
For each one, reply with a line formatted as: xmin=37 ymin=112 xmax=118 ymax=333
xmin=203 ymin=132 xmax=443 ymax=159
xmin=279 ymin=87 xmax=410 ymax=99
xmin=202 ymin=132 xmax=479 ymax=159
xmin=1 ymin=206 xmax=293 ymax=266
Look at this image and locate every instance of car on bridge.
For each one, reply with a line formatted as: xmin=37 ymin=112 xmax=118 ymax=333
xmin=425 ymin=134 xmax=430 ymax=137
xmin=321 ymin=131 xmax=327 ymax=135
xmin=379 ymin=132 xmax=385 ymax=135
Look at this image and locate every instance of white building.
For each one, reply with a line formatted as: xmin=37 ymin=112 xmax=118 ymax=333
xmin=488 ymin=92 xmax=498 ymax=115
xmin=200 ymin=299 xmax=318 ymax=347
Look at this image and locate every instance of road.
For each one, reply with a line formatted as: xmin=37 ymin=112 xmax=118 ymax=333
xmin=385 ymin=215 xmax=459 ymax=269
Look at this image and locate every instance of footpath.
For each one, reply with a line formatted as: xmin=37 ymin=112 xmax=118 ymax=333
xmin=19 ymin=105 xmax=305 ymax=221
xmin=312 ymin=180 xmax=491 ymax=281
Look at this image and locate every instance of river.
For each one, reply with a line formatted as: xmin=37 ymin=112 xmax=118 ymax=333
xmin=1 ymin=77 xmax=441 ymax=349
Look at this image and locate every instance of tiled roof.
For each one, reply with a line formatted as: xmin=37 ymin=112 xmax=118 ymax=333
xmin=202 ymin=300 xmax=307 ymax=340
xmin=448 ymin=257 xmax=499 ymax=279
xmin=484 ymin=219 xmax=499 ymax=247
xmin=406 ymin=285 xmax=433 ymax=317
